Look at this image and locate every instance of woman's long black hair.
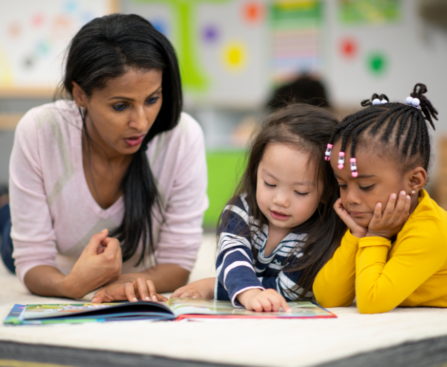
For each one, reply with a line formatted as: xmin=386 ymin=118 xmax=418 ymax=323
xmin=57 ymin=14 xmax=182 ymax=265
xmin=218 ymin=104 xmax=346 ymax=298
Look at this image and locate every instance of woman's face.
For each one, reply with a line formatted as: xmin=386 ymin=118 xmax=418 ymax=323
xmin=75 ymin=67 xmax=163 ymax=158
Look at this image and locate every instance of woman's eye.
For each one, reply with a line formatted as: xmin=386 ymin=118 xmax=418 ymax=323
xmin=112 ymin=103 xmax=127 ymax=111
xmin=338 ymin=184 xmax=347 ymax=190
xmin=360 ymin=185 xmax=374 ymax=191
xmin=147 ymin=96 xmax=159 ymax=104
xmin=264 ymin=181 xmax=275 ymax=188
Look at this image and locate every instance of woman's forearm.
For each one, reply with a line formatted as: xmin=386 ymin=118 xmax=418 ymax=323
xmin=24 ymin=265 xmax=82 ymax=298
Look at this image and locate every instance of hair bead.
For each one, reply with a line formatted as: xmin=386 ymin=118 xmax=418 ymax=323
xmin=372 ymin=98 xmax=381 ymax=106
xmin=324 ymin=143 xmax=333 ymax=161
xmin=337 ymin=151 xmax=345 ymax=169
xmin=350 ymin=158 xmax=358 ymax=177
xmin=406 ymin=96 xmax=420 ymax=108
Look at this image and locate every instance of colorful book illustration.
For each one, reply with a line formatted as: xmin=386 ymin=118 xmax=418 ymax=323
xmin=4 ymin=298 xmax=336 ymax=325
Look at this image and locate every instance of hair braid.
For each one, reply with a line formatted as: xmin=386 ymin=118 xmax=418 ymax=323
xmin=402 ymin=109 xmax=417 ymax=156
xmin=411 ymin=83 xmax=438 ymax=129
xmin=350 ymin=121 xmax=374 ymax=159
xmin=371 ymin=105 xmax=403 ymax=136
xmin=327 ymin=83 xmax=438 ymax=175
xmin=339 ymin=110 xmax=382 ymax=153
xmin=411 ymin=112 xmax=422 ymax=156
xmin=381 ymin=105 xmax=407 ymax=142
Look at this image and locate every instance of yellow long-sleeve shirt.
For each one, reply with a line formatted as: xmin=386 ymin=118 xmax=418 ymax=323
xmin=314 ymin=190 xmax=447 ymax=314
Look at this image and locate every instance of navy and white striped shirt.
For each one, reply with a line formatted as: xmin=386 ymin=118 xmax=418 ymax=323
xmin=215 ymin=194 xmax=313 ymax=307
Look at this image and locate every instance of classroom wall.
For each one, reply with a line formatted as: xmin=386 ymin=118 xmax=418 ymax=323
xmin=1 ymin=0 xmax=446 ymax=204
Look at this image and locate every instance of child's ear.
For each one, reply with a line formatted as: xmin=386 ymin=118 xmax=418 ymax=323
xmin=406 ymin=166 xmax=427 ymax=194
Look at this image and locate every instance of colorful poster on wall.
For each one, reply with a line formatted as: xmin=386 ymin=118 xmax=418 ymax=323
xmin=0 ymin=0 xmax=115 ymax=94
xmin=338 ymin=0 xmax=401 ymax=25
xmin=269 ymin=0 xmax=323 ymax=84
xmin=128 ymin=0 xmax=270 ymax=107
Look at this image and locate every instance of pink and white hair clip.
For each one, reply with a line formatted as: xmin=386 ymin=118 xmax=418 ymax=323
xmin=337 ymin=152 xmax=345 ymax=169
xmin=350 ymin=158 xmax=358 ymax=177
xmin=406 ymin=96 xmax=420 ymax=108
xmin=324 ymin=144 xmax=333 ymax=161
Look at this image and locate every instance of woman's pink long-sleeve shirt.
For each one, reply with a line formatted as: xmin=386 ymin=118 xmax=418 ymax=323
xmin=9 ymin=100 xmax=208 ymax=285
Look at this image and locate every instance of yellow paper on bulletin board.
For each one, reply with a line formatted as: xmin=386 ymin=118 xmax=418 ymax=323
xmin=0 ymin=0 xmax=117 ymax=97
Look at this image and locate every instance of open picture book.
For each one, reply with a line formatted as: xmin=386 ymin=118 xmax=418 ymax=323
xmin=4 ymin=298 xmax=336 ymax=325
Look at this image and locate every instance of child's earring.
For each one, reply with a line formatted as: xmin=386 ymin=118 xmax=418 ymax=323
xmin=411 ymin=190 xmax=416 ymax=195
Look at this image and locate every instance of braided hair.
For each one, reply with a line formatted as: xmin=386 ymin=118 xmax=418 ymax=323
xmin=325 ymin=83 xmax=438 ymax=176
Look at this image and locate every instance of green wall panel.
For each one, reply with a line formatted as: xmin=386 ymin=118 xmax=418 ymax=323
xmin=204 ymin=150 xmax=247 ymax=228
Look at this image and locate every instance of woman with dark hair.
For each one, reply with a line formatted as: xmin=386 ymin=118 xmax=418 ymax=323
xmin=1 ymin=14 xmax=208 ymax=302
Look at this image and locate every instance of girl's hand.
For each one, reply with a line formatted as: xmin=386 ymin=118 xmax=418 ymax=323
xmin=367 ymin=191 xmax=411 ymax=239
xmin=63 ymin=229 xmax=122 ymax=298
xmin=92 ymin=276 xmax=168 ymax=303
xmin=333 ymin=198 xmax=368 ymax=238
xmin=237 ymin=288 xmax=291 ymax=312
xmin=171 ymin=277 xmax=216 ymax=299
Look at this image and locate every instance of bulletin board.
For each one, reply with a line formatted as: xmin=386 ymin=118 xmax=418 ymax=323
xmin=0 ymin=0 xmax=118 ymax=97
xmin=123 ymin=0 xmax=273 ymax=108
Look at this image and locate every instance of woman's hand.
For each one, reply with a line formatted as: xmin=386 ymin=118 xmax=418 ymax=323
xmin=62 ymin=229 xmax=122 ymax=298
xmin=92 ymin=275 xmax=168 ymax=303
xmin=237 ymin=288 xmax=291 ymax=312
xmin=171 ymin=277 xmax=216 ymax=299
xmin=333 ymin=198 xmax=368 ymax=238
xmin=366 ymin=191 xmax=411 ymax=239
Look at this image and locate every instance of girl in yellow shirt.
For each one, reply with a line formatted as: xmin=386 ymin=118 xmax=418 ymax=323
xmin=314 ymin=83 xmax=447 ymax=314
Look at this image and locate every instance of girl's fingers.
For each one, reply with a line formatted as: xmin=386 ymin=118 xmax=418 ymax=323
xmin=125 ymin=282 xmax=138 ymax=302
xmin=156 ymin=293 xmax=168 ymax=302
xmin=251 ymin=300 xmax=262 ymax=312
xmin=334 ymin=199 xmax=353 ymax=223
xmin=259 ymin=297 xmax=272 ymax=312
xmin=383 ymin=193 xmax=397 ymax=220
xmin=392 ymin=191 xmax=407 ymax=220
xmin=280 ymin=297 xmax=292 ymax=312
xmin=372 ymin=202 xmax=382 ymax=222
xmin=171 ymin=287 xmax=184 ymax=298
xmin=270 ymin=296 xmax=281 ymax=312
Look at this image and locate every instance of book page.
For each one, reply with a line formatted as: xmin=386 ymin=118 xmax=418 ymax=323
xmin=167 ymin=298 xmax=334 ymax=318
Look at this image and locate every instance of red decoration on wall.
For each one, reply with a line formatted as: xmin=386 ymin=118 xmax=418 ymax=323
xmin=243 ymin=2 xmax=264 ymax=24
xmin=340 ymin=38 xmax=357 ymax=58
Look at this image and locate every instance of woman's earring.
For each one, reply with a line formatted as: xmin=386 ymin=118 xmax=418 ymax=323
xmin=79 ymin=106 xmax=86 ymax=119
xmin=411 ymin=190 xmax=416 ymax=195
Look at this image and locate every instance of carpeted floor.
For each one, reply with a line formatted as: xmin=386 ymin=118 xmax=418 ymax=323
xmin=2 ymin=234 xmax=447 ymax=367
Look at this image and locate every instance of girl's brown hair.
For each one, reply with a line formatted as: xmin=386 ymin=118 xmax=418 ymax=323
xmin=218 ymin=103 xmax=346 ymax=298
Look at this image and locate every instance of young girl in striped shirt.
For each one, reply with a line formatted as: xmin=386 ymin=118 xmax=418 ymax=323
xmin=173 ymin=104 xmax=346 ymax=311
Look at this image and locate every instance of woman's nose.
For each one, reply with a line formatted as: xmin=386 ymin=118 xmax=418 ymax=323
xmin=129 ymin=106 xmax=147 ymax=131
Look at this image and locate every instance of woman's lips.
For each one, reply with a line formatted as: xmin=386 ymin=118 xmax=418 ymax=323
xmin=270 ymin=210 xmax=290 ymax=221
xmin=124 ymin=134 xmax=145 ymax=147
